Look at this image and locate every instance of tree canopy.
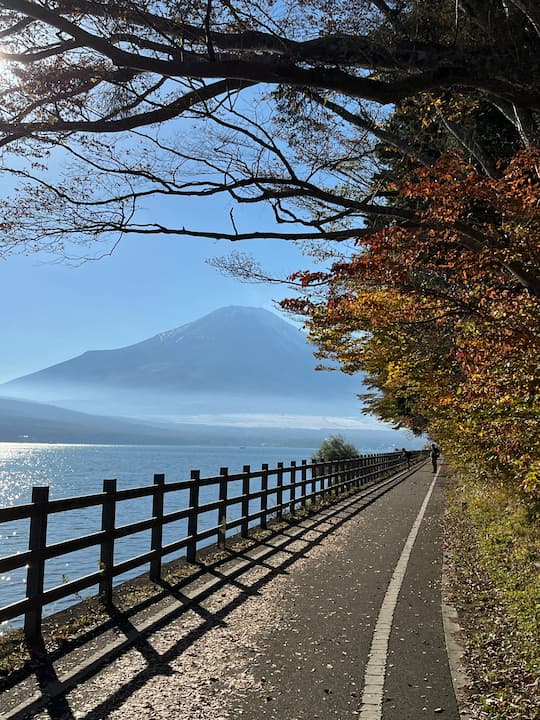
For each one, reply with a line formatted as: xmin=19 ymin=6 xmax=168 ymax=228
xmin=289 ymin=149 xmax=540 ymax=493
xmin=312 ymin=435 xmax=359 ymax=463
xmin=0 ymin=1 xmax=538 ymax=258
xmin=0 ymin=1 xmax=538 ymax=494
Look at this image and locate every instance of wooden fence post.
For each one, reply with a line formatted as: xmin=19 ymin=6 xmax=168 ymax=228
xmin=261 ymin=464 xmax=269 ymax=530
xmin=289 ymin=461 xmax=297 ymax=514
xmin=24 ymin=486 xmax=49 ymax=645
xmin=187 ymin=470 xmax=200 ymax=563
xmin=218 ymin=468 xmax=228 ymax=549
xmin=99 ymin=478 xmax=117 ymax=605
xmin=276 ymin=462 xmax=284 ymax=520
xmin=241 ymin=465 xmax=250 ymax=539
xmin=327 ymin=461 xmax=333 ymax=498
xmin=150 ymin=473 xmax=165 ymax=582
xmin=315 ymin=462 xmax=321 ymax=502
xmin=301 ymin=460 xmax=307 ymax=510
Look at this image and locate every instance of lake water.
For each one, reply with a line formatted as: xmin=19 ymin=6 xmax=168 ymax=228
xmin=0 ymin=442 xmax=322 ymax=632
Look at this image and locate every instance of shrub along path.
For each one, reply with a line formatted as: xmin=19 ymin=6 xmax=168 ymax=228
xmin=1 ymin=462 xmax=461 ymax=720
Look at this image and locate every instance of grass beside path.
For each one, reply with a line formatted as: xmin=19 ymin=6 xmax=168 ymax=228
xmin=445 ymin=473 xmax=540 ymax=720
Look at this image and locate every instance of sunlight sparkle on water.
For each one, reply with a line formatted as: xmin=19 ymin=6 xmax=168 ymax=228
xmin=0 ymin=442 xmax=115 ymax=506
xmin=0 ymin=442 xmax=322 ymax=629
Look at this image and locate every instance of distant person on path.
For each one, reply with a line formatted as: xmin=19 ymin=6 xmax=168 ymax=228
xmin=430 ymin=443 xmax=440 ymax=472
xmin=401 ymin=448 xmax=412 ymax=469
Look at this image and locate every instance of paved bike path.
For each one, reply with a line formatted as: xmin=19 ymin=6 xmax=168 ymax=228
xmin=234 ymin=463 xmax=459 ymax=719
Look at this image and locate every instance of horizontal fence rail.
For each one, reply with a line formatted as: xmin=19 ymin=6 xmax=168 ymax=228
xmin=0 ymin=450 xmax=427 ymax=645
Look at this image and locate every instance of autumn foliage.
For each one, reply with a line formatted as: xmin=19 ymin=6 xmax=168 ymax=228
xmin=283 ymin=149 xmax=540 ymax=495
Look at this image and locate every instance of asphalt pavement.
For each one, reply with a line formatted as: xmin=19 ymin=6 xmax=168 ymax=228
xmin=233 ymin=461 xmax=460 ymax=720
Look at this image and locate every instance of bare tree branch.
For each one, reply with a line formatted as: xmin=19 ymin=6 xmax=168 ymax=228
xmin=0 ymin=0 xmax=537 ymax=304
xmin=307 ymin=91 xmax=437 ymax=167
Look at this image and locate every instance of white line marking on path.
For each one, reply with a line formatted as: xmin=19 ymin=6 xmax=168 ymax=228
xmin=358 ymin=467 xmax=440 ymax=719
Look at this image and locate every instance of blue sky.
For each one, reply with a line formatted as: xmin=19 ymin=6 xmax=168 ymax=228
xmin=0 ymin=152 xmax=415 ymax=437
xmin=0 ymin=194 xmax=311 ymax=384
xmin=0 ymin=86 xmax=328 ymax=385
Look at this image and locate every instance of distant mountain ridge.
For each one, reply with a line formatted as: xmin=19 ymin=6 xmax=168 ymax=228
xmin=1 ymin=306 xmax=363 ymax=418
xmin=0 ymin=396 xmax=188 ymax=444
xmin=0 ymin=395 xmax=419 ymax=450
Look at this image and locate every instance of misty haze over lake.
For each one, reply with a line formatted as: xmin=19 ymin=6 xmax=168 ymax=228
xmin=0 ymin=306 xmax=421 ymax=447
xmin=1 ymin=307 xmax=365 ymax=422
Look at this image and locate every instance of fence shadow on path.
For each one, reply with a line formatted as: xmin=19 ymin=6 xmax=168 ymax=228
xmin=5 ymin=468 xmax=420 ymax=720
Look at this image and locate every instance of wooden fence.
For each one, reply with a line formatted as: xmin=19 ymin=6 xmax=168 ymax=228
xmin=0 ymin=449 xmax=426 ymax=645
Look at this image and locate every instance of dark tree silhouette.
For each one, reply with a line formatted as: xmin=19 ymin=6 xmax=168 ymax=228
xmin=0 ymin=0 xmax=537 ymax=269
